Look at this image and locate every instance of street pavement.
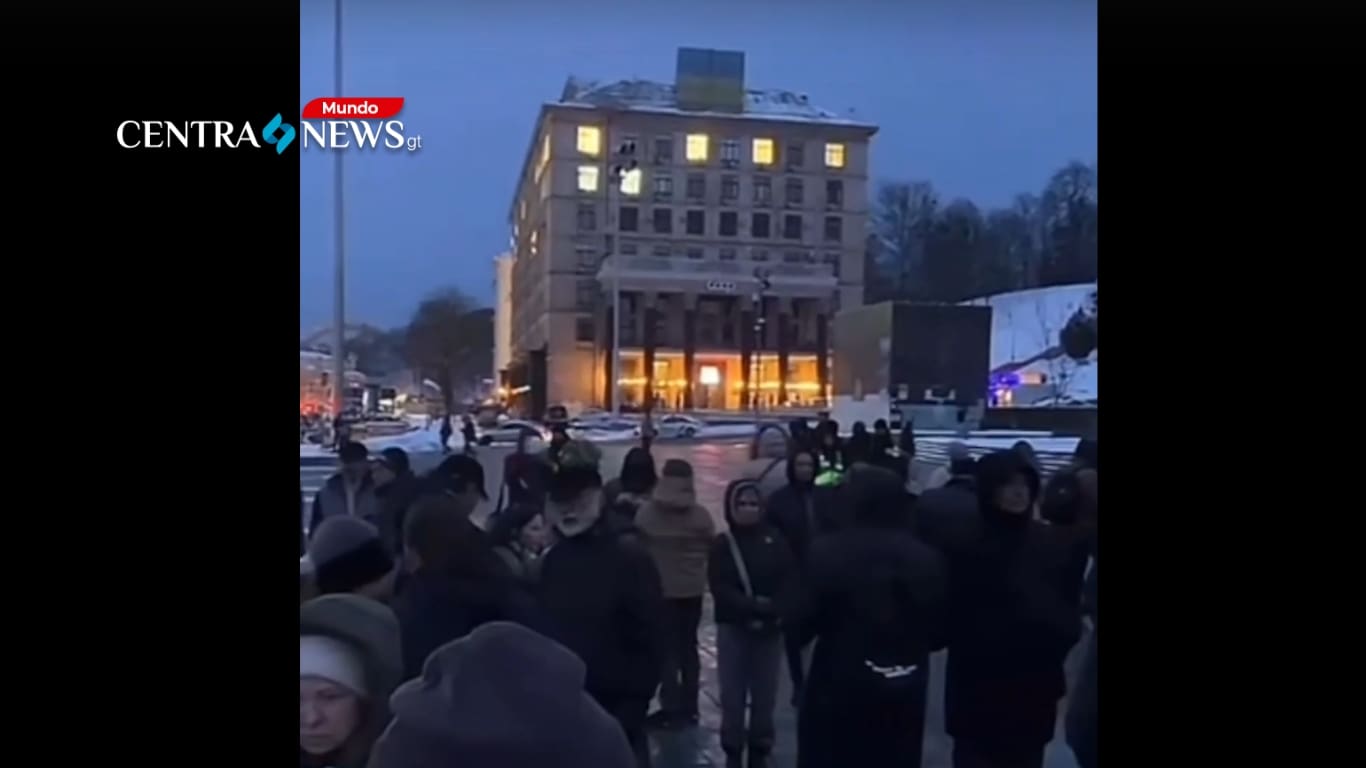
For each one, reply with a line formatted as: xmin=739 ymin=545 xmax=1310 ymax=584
xmin=300 ymin=439 xmax=1084 ymax=767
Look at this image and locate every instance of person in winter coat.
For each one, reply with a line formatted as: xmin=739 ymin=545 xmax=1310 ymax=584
xmin=487 ymin=502 xmax=550 ymax=584
xmin=370 ymin=448 xmax=420 ymax=556
xmin=300 ymin=486 xmax=307 ymax=557
xmin=461 ymin=414 xmax=478 ymax=453
xmin=310 ymin=441 xmax=381 ymax=534
xmin=944 ymin=450 xmax=1082 ymax=768
xmin=602 ymin=446 xmax=657 ymax=522
xmin=1011 ymin=440 xmax=1042 ymax=477
xmin=299 ymin=594 xmax=403 ymax=768
xmin=915 ymin=444 xmax=979 ymax=555
xmin=843 ymin=421 xmax=872 ymax=466
xmin=741 ymin=424 xmax=792 ymax=501
xmin=1065 ymin=562 xmax=1098 ymax=768
xmin=307 ymin=516 xmax=397 ymax=601
xmin=815 ymin=422 xmax=845 ymax=485
xmin=369 ymin=621 xmax=636 ymax=768
xmin=391 ymin=492 xmax=535 ymax=681
xmin=765 ymin=449 xmax=844 ymax=699
xmin=710 ymin=480 xmax=796 ymax=768
xmin=788 ymin=465 xmax=948 ymax=768
xmin=1038 ymin=470 xmax=1096 ymax=607
xmin=438 ymin=414 xmax=453 ymax=454
xmin=635 ymin=459 xmax=716 ymax=729
xmin=537 ymin=440 xmax=665 ymax=768
xmin=497 ymin=429 xmax=548 ymax=514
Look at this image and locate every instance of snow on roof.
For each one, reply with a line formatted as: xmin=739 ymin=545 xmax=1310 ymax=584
xmin=556 ymin=77 xmax=876 ymax=129
xmin=963 ymin=283 xmax=1097 ymax=370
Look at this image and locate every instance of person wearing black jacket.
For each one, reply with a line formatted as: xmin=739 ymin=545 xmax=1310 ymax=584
xmin=788 ymin=465 xmax=948 ymax=768
xmin=390 ymin=493 xmax=537 ymax=681
xmin=537 ymin=440 xmax=665 ymax=768
xmin=710 ymin=480 xmax=796 ymax=768
xmin=945 ymin=450 xmax=1083 ymax=768
xmin=764 ymin=449 xmax=843 ymax=700
xmin=371 ymin=447 xmax=420 ymax=557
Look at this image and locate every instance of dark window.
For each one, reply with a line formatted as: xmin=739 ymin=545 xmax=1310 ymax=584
xmin=783 ymin=214 xmax=803 ymax=240
xmin=577 ymin=204 xmax=596 ymax=231
xmin=752 ymin=247 xmax=769 ymax=262
xmin=653 ymin=208 xmax=673 ymax=233
xmin=575 ymin=318 xmax=595 ymax=342
xmin=686 ymin=210 xmax=705 ymax=235
xmin=751 ymin=212 xmax=771 ymax=239
xmin=576 ymin=247 xmax=596 ymax=272
xmin=652 ymin=244 xmax=671 ymax=257
xmin=619 ymin=206 xmax=639 ymax=232
xmin=654 ymin=136 xmax=673 ymax=163
xmin=783 ymin=250 xmax=804 ymax=263
xmin=721 ymin=175 xmax=739 ymax=203
xmin=719 ymin=247 xmax=737 ymax=261
xmin=785 ymin=178 xmax=804 ymax=205
xmin=786 ymin=142 xmax=804 ymax=167
xmin=719 ymin=211 xmax=738 ymax=237
xmin=686 ymin=173 xmax=706 ymax=200
xmin=653 ymin=174 xmax=673 ymax=199
xmin=686 ymin=247 xmax=704 ymax=260
xmin=823 ymin=216 xmax=843 ymax=242
xmin=824 ymin=251 xmax=842 ymax=276
xmin=826 ymin=179 xmax=844 ymax=207
xmin=576 ymin=280 xmax=597 ymax=309
xmin=720 ymin=140 xmax=740 ymax=162
xmin=753 ymin=176 xmax=771 ymax=203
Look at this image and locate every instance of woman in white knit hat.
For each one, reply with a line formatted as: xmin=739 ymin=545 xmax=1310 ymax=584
xmin=300 ymin=594 xmax=402 ymax=768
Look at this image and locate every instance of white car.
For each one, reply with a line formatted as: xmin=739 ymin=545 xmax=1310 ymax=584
xmin=480 ymin=420 xmax=548 ymax=445
xmin=641 ymin=414 xmax=704 ymax=439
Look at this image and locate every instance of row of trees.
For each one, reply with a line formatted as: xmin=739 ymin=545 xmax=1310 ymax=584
xmin=866 ymin=161 xmax=1098 ymax=305
xmin=342 ymin=288 xmax=493 ymax=410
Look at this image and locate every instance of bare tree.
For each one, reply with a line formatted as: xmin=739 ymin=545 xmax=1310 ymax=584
xmin=873 ymin=181 xmax=938 ymax=299
xmin=402 ymin=289 xmax=493 ymax=410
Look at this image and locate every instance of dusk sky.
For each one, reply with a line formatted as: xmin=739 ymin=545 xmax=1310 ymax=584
xmin=298 ymin=0 xmax=1097 ymax=333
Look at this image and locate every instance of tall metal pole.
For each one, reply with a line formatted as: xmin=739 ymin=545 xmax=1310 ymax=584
xmin=330 ymin=0 xmax=347 ymax=422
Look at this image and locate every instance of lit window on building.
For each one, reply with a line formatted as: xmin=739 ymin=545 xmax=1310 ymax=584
xmin=753 ymin=138 xmax=775 ymax=166
xmin=686 ymin=133 xmax=709 ymax=163
xmin=620 ymin=167 xmax=642 ymax=196
xmin=824 ymin=142 xmax=846 ymax=169
xmin=577 ymin=126 xmax=602 ymax=156
xmin=577 ymin=165 xmax=600 ymax=192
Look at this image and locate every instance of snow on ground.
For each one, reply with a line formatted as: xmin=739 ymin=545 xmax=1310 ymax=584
xmin=963 ymin=283 xmax=1099 ymax=402
xmin=921 ymin=435 xmax=1080 ymax=454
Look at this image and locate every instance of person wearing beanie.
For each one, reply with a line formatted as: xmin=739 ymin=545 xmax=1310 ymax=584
xmin=635 ymin=458 xmax=714 ymax=729
xmin=393 ymin=493 xmax=538 ymax=681
xmin=307 ymin=516 xmax=396 ymax=601
xmin=537 ymin=439 xmax=664 ymax=768
xmin=300 ymin=594 xmax=403 ymax=768
xmin=944 ymin=450 xmax=1081 ymax=768
xmin=310 ymin=441 xmax=381 ymax=535
xmin=368 ymin=622 xmax=635 ymax=768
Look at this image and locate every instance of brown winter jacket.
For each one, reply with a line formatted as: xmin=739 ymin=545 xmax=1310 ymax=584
xmin=635 ymin=475 xmax=715 ymax=599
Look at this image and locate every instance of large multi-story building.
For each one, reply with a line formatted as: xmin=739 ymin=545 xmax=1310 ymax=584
xmin=493 ymin=251 xmax=514 ymax=393
xmin=505 ymin=48 xmax=876 ymax=415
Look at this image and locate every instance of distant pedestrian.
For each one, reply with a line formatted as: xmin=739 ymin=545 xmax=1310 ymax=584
xmin=710 ymin=480 xmax=795 ymax=768
xmin=438 ymin=414 xmax=453 ymax=454
xmin=368 ymin=622 xmax=636 ymax=768
xmin=636 ymin=459 xmax=715 ymax=730
xmin=461 ymin=414 xmax=477 ymax=453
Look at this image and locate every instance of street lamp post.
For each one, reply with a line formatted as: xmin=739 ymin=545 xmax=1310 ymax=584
xmin=608 ymin=138 xmax=637 ymax=417
xmin=752 ymin=268 xmax=771 ymax=425
xmin=330 ymin=0 xmax=347 ymax=424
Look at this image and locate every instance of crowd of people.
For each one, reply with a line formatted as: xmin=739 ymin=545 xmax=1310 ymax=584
xmin=300 ymin=419 xmax=1098 ymax=768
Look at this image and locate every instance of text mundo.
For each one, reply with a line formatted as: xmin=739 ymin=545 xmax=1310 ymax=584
xmin=115 ymin=118 xmax=424 ymax=152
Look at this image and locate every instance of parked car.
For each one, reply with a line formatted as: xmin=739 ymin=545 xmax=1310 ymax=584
xmin=637 ymin=414 xmax=704 ymax=439
xmin=479 ymin=419 xmax=548 ymax=445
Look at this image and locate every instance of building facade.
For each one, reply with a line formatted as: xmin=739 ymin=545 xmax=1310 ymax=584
xmin=506 ymin=49 xmax=876 ymax=415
